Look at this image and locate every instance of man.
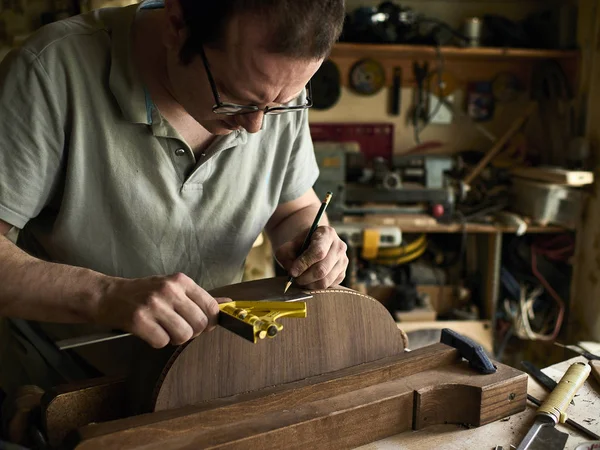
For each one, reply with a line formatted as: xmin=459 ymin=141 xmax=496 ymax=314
xmin=0 ymin=0 xmax=348 ymax=397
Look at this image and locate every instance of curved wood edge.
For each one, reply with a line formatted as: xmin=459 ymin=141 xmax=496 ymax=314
xmin=149 ymin=287 xmax=409 ymax=406
xmin=127 ymin=278 xmax=406 ymax=414
xmin=308 ymin=288 xmax=409 ymax=349
xmin=150 ymin=281 xmax=405 ymax=411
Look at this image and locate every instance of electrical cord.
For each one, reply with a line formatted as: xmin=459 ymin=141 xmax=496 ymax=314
xmin=501 ymin=234 xmax=573 ymax=341
xmin=370 ymin=234 xmax=428 ymax=266
xmin=376 ymin=234 xmax=427 ymax=258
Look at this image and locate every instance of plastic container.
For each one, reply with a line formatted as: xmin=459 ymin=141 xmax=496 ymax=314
xmin=510 ymin=177 xmax=584 ymax=229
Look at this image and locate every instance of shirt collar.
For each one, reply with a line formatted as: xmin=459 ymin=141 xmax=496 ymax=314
xmin=107 ymin=1 xmax=164 ymax=125
xmin=106 ymin=0 xmax=250 ymax=150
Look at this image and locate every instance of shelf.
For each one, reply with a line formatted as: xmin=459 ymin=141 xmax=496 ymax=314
xmin=329 ymin=43 xmax=580 ymax=89
xmin=332 ymin=43 xmax=580 ymax=61
xmin=343 ymin=214 xmax=569 ymax=234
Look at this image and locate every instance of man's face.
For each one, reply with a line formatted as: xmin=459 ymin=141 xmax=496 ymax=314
xmin=164 ymin=14 xmax=323 ymax=136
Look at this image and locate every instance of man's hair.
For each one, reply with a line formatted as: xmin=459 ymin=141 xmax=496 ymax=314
xmin=178 ymin=0 xmax=345 ymax=63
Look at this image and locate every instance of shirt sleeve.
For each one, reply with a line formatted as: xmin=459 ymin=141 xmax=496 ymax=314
xmin=278 ymin=108 xmax=319 ymax=204
xmin=0 ymin=48 xmax=65 ymax=229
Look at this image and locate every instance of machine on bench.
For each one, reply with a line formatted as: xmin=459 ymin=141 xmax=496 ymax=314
xmin=313 ymin=142 xmax=456 ymax=221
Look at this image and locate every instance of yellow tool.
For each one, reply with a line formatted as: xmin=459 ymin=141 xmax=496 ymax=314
xmin=361 ymin=228 xmax=380 ymax=260
xmin=219 ymin=300 xmax=308 ymax=344
xmin=55 ymin=295 xmax=310 ymax=350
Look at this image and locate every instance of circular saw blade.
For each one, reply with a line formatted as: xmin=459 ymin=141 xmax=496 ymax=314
xmin=349 ymin=58 xmax=386 ymax=96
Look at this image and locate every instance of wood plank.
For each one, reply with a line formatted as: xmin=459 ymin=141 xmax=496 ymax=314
xmin=332 ymin=43 xmax=580 ymax=61
xmin=126 ymin=278 xmax=407 ymax=413
xmin=70 ymin=345 xmax=526 ymax=450
xmin=387 ymin=357 xmax=600 ymax=450
xmin=329 ymin=44 xmax=580 ymax=92
xmin=342 ymin=214 xmax=567 ymax=233
xmin=510 ymin=167 xmax=594 ymax=186
xmin=72 ymin=345 xmax=459 ymax=446
xmin=484 ymin=232 xmax=502 ymax=328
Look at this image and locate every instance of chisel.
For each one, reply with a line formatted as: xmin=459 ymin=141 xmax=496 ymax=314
xmin=516 ymin=362 xmax=591 ymax=450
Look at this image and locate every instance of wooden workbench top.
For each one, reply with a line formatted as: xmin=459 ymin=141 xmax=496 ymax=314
xmin=357 ymin=356 xmax=600 ymax=449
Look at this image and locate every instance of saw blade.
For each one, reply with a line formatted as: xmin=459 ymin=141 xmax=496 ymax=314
xmin=349 ymin=58 xmax=386 ymax=96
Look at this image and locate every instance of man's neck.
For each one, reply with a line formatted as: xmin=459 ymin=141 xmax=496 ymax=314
xmin=131 ymin=10 xmax=216 ymax=155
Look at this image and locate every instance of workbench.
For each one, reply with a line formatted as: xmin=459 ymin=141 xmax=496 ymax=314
xmin=357 ymin=356 xmax=600 ymax=450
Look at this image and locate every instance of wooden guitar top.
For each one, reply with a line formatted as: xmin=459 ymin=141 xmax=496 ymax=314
xmin=128 ymin=277 xmax=407 ymax=412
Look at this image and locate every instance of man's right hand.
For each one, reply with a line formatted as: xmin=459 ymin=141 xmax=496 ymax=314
xmin=95 ymin=273 xmax=224 ymax=349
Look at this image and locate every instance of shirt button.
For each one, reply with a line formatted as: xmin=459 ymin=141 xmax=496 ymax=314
xmin=175 ymin=148 xmax=186 ymax=156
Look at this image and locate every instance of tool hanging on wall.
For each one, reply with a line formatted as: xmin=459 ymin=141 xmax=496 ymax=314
xmin=412 ymin=61 xmax=430 ymax=126
xmin=312 ymin=59 xmax=342 ymax=110
xmin=349 ymin=58 xmax=386 ymax=96
xmin=389 ymin=66 xmax=402 ymax=116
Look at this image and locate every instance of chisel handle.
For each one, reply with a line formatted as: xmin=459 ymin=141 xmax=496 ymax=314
xmin=537 ymin=362 xmax=591 ymax=424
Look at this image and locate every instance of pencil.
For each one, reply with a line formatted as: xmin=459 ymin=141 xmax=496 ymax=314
xmin=284 ymin=192 xmax=333 ymax=293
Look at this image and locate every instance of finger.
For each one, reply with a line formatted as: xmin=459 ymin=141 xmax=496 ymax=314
xmin=295 ymin=244 xmax=338 ymax=286
xmin=304 ymin=258 xmax=348 ymax=290
xmin=184 ymin=283 xmax=221 ymax=330
xmin=333 ymin=270 xmax=346 ymax=287
xmin=274 ymin=242 xmax=297 ymax=271
xmin=290 ymin=229 xmax=333 ymax=277
xmin=173 ymin=297 xmax=209 ymax=338
xmin=154 ymin=307 xmax=195 ymax=346
xmin=129 ymin=310 xmax=171 ymax=349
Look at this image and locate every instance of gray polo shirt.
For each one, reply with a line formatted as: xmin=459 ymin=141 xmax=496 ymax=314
xmin=0 ymin=2 xmax=319 ymax=290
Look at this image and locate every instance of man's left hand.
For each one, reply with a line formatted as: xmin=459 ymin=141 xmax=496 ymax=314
xmin=275 ymin=226 xmax=348 ymax=289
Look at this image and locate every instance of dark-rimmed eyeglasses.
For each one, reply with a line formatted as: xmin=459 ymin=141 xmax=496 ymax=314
xmin=199 ymin=46 xmax=313 ymax=116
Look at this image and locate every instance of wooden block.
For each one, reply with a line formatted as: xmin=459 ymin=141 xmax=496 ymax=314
xmin=41 ymin=377 xmax=127 ymax=447
xmin=395 ymin=306 xmax=437 ymax=322
xmin=417 ymin=285 xmax=468 ymax=315
xmin=68 ymin=344 xmax=526 ymax=450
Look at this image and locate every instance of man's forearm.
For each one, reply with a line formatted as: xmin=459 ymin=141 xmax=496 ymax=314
xmin=267 ymin=203 xmax=330 ymax=251
xmin=0 ymin=235 xmax=108 ymax=323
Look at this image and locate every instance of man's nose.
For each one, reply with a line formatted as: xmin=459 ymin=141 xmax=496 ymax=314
xmin=237 ymin=111 xmax=264 ymax=133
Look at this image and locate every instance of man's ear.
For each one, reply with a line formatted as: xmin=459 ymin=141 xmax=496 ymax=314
xmin=163 ymin=0 xmax=188 ymax=51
